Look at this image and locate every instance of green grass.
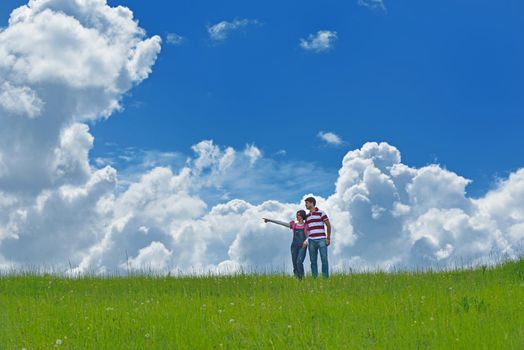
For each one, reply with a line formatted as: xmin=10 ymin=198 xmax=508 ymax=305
xmin=1 ymin=260 xmax=524 ymax=349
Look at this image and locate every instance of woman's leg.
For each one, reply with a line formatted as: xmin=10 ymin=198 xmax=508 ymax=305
xmin=296 ymin=247 xmax=307 ymax=279
xmin=290 ymin=245 xmax=299 ymax=278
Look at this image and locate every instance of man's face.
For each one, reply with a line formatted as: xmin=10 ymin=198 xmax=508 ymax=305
xmin=305 ymin=201 xmax=313 ymax=210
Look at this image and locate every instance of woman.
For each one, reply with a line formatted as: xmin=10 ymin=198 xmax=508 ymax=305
xmin=263 ymin=210 xmax=309 ymax=279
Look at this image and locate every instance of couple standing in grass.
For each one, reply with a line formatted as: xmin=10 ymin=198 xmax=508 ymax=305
xmin=263 ymin=196 xmax=331 ymax=279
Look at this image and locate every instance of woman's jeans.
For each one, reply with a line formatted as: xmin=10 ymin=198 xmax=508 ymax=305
xmin=291 ymin=245 xmax=307 ymax=279
xmin=308 ymin=238 xmax=329 ymax=278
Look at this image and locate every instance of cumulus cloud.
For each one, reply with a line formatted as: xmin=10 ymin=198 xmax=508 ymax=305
xmin=3 ymin=133 xmax=524 ymax=275
xmin=476 ymin=169 xmax=524 ymax=248
xmin=0 ymin=82 xmax=44 ymax=118
xmin=0 ymin=0 xmax=161 ymax=196
xmin=94 ymin=139 xmax=521 ymax=274
xmin=300 ymin=30 xmax=338 ymax=53
xmin=207 ymin=18 xmax=258 ymax=42
xmin=318 ymin=131 xmax=344 ymax=146
xmin=0 ymin=0 xmax=160 ymax=266
xmin=11 ymin=136 xmax=524 ymax=274
xmin=127 ymin=241 xmax=173 ymax=271
xmin=0 ymin=166 xmax=116 ymax=265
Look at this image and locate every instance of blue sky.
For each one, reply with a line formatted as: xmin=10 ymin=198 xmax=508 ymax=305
xmin=2 ymin=0 xmax=523 ymax=199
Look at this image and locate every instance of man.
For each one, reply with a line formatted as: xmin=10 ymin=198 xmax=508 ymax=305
xmin=304 ymin=196 xmax=331 ymax=278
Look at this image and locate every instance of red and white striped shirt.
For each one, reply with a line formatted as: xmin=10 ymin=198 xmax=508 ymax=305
xmin=306 ymin=208 xmax=329 ymax=240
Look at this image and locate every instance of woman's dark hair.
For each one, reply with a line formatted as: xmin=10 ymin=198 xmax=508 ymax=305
xmin=305 ymin=196 xmax=316 ymax=205
xmin=296 ymin=210 xmax=307 ymax=221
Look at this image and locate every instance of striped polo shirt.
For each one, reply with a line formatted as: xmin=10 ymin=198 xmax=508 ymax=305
xmin=306 ymin=208 xmax=329 ymax=240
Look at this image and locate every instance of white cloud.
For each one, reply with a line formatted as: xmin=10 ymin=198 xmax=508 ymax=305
xmin=0 ymin=82 xmax=44 ymax=118
xmin=181 ymin=140 xmax=333 ymax=204
xmin=0 ymin=166 xmax=117 ymax=265
xmin=325 ymin=142 xmax=516 ymax=270
xmin=318 ymin=131 xmax=344 ymax=146
xmin=126 ymin=37 xmax=163 ymax=83
xmin=358 ymin=0 xmax=387 ymax=13
xmin=476 ymin=169 xmax=524 ymax=248
xmin=3 ymin=131 xmax=524 ymax=274
xmin=53 ymin=123 xmax=94 ymax=185
xmin=166 ymin=32 xmax=184 ymax=45
xmin=0 ymin=153 xmax=6 ymax=178
xmin=0 ymin=0 xmax=161 ymax=195
xmin=207 ymin=19 xmax=258 ymax=42
xmin=0 ymin=0 xmax=160 ymax=266
xmin=300 ymin=30 xmax=338 ymax=53
xmin=126 ymin=241 xmax=173 ymax=271
xmin=244 ymin=144 xmax=262 ymax=166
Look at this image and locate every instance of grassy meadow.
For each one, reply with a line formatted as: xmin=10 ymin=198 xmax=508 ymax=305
xmin=1 ymin=260 xmax=524 ymax=349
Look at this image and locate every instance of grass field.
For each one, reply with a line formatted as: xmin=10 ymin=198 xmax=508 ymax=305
xmin=1 ymin=260 xmax=524 ymax=349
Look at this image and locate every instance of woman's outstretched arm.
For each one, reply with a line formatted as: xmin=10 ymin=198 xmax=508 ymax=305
xmin=263 ymin=218 xmax=291 ymax=228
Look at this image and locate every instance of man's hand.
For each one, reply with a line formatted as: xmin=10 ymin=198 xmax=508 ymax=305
xmin=302 ymin=240 xmax=308 ymax=248
xmin=325 ymin=219 xmax=331 ymax=246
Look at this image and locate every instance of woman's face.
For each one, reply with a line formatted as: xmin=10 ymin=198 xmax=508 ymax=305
xmin=296 ymin=213 xmax=303 ymax=222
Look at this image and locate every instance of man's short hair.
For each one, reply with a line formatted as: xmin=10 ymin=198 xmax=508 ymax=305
xmin=305 ymin=196 xmax=316 ymax=205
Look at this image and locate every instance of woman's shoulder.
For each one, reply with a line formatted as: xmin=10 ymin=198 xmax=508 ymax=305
xmin=290 ymin=221 xmax=306 ymax=228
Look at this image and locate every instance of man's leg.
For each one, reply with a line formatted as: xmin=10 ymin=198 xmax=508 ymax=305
xmin=296 ymin=247 xmax=307 ymax=279
xmin=290 ymin=245 xmax=299 ymax=278
xmin=318 ymin=239 xmax=329 ymax=278
xmin=308 ymin=240 xmax=319 ymax=278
